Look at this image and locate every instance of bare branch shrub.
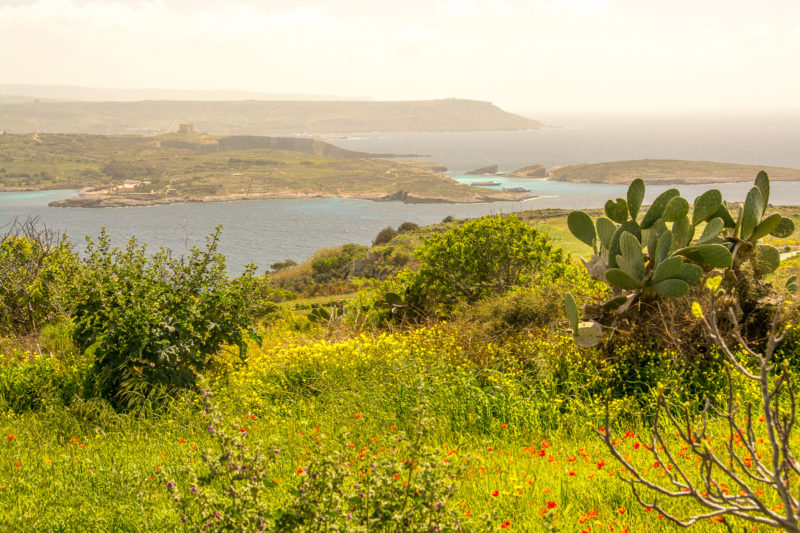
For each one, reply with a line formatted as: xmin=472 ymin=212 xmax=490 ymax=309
xmin=0 ymin=216 xmax=75 ymax=335
xmin=597 ymin=284 xmax=800 ymax=531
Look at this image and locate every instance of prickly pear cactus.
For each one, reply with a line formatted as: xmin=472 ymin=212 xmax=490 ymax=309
xmin=564 ymin=171 xmax=796 ymax=348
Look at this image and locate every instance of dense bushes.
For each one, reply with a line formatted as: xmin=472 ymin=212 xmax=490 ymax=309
xmin=0 ymin=353 xmax=88 ymax=412
xmin=310 ymin=243 xmax=368 ymax=284
xmin=71 ymin=227 xmax=261 ymax=407
xmin=102 ymin=160 xmax=158 ymax=180
xmin=413 ymin=215 xmax=570 ymax=307
xmin=0 ymin=218 xmax=79 ymax=336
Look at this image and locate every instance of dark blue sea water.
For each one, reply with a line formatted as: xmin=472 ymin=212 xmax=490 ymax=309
xmin=327 ymin=112 xmax=800 ymax=172
xmin=2 ymin=114 xmax=799 ymax=273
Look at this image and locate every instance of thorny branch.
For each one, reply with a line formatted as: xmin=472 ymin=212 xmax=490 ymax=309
xmin=594 ymin=289 xmax=800 ymax=531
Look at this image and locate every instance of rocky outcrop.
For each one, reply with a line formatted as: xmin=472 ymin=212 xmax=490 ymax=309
xmin=504 ymin=164 xmax=547 ymax=177
xmin=49 ymin=188 xmax=536 ymax=208
xmin=466 ymin=164 xmax=498 ymax=175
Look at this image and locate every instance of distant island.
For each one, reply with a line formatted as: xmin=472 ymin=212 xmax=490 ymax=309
xmin=545 ymin=159 xmax=800 ymax=184
xmin=0 ymin=98 xmax=543 ymax=135
xmin=0 ymin=133 xmax=534 ymax=207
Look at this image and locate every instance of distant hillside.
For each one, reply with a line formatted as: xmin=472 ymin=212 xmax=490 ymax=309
xmin=548 ymin=159 xmax=800 ymax=184
xmin=0 ymin=99 xmax=543 ymax=135
xmin=0 ymin=133 xmax=531 ymax=206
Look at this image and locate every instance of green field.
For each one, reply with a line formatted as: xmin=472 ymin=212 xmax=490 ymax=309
xmin=0 ymin=133 xmax=526 ymax=205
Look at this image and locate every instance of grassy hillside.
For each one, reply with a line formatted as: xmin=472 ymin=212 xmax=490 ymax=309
xmin=548 ymin=159 xmax=800 ymax=183
xmin=0 ymin=99 xmax=543 ymax=135
xmin=0 ymin=133 xmax=530 ymax=206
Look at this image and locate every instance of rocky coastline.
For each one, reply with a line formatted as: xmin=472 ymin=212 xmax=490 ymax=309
xmin=47 ymin=189 xmax=536 ymax=208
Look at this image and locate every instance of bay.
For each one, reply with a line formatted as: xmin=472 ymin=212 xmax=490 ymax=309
xmin=1 ymin=114 xmax=799 ymax=274
xmin=2 ymin=178 xmax=798 ymax=275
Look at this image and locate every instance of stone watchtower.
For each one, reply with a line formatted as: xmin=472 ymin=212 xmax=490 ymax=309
xmin=178 ymin=123 xmax=195 ymax=134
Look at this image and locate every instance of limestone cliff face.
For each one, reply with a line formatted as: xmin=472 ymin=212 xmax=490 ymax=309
xmin=216 ymin=136 xmax=373 ymax=158
xmin=160 ymin=136 xmax=399 ymax=159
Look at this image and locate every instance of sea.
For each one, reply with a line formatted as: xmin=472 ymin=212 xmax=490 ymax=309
xmin=1 ymin=112 xmax=799 ymax=274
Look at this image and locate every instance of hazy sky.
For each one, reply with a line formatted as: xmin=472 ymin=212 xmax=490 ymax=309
xmin=1 ymin=0 xmax=799 ymax=114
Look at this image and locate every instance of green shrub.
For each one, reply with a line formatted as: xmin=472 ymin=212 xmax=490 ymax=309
xmin=162 ymin=386 xmax=277 ymax=531
xmin=469 ymin=285 xmax=566 ymax=337
xmin=413 ymin=215 xmax=570 ymax=308
xmin=102 ymin=160 xmax=158 ymax=180
xmin=0 ymin=218 xmax=79 ymax=335
xmin=275 ymin=407 xmax=477 ymax=532
xmin=269 ymin=259 xmax=297 ymax=272
xmin=372 ymin=226 xmax=397 ymax=246
xmin=310 ymin=243 xmax=368 ymax=284
xmin=71 ymin=227 xmax=260 ymax=408
xmin=0 ymin=356 xmax=88 ymax=412
xmin=397 ymin=221 xmax=419 ymax=232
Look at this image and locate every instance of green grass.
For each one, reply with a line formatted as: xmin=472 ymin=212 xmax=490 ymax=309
xmin=0 ymin=325 xmax=788 ymax=532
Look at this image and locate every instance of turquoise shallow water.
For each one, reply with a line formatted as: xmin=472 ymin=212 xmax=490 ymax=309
xmin=2 ymin=178 xmax=798 ymax=275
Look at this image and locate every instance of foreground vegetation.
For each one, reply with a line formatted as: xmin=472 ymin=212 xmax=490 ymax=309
xmin=1 ymin=174 xmax=800 ymax=531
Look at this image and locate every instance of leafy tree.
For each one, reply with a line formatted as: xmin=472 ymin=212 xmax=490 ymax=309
xmin=71 ymin=226 xmax=260 ymax=408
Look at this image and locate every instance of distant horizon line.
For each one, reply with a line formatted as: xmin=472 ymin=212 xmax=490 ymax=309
xmin=1 ymin=83 xmax=799 ymax=117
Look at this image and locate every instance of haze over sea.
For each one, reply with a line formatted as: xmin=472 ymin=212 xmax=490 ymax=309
xmin=2 ymin=113 xmax=799 ymax=273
